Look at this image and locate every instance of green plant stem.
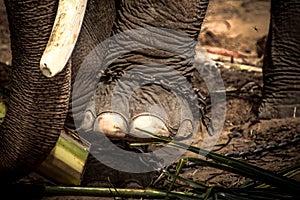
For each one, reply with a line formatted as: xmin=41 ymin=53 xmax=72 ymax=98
xmin=43 ymin=185 xmax=204 ymax=199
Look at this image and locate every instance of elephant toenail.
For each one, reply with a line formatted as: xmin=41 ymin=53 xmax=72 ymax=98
xmin=130 ymin=114 xmax=171 ymax=139
xmin=81 ymin=110 xmax=96 ymax=132
xmin=176 ymin=119 xmax=194 ymax=140
xmin=93 ymin=112 xmax=128 ymax=138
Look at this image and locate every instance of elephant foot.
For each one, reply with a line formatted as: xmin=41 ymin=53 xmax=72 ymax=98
xmin=81 ymin=82 xmax=197 ymax=142
xmin=78 ymin=80 xmax=202 ymax=187
xmin=259 ymin=102 xmax=300 ymax=119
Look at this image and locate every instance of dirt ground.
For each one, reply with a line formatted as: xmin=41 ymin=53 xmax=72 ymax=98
xmin=1 ymin=0 xmax=300 ymax=198
xmin=191 ymin=0 xmax=300 ymax=187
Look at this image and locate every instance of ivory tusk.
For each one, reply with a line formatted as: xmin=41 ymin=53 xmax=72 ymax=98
xmin=40 ymin=0 xmax=87 ymax=78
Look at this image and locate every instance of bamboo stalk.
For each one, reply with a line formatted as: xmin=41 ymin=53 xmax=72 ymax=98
xmin=34 ymin=131 xmax=90 ymax=185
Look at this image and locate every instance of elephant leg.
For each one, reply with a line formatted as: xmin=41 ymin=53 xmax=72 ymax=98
xmin=65 ymin=0 xmax=116 ymax=129
xmin=90 ymin=0 xmax=209 ymax=137
xmin=259 ymin=0 xmax=300 ymax=119
xmin=0 ymin=0 xmax=71 ymax=182
xmin=79 ymin=0 xmax=210 ymax=187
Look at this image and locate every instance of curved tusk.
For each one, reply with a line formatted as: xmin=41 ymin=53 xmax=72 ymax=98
xmin=40 ymin=0 xmax=87 ymax=78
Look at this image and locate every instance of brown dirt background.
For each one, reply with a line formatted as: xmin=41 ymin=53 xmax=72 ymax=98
xmin=1 ymin=0 xmax=300 ymax=198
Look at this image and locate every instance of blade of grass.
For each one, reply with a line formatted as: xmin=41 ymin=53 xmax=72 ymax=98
xmin=240 ymin=164 xmax=300 ymax=189
xmin=177 ymin=141 xmax=300 ymax=195
xmin=168 ymin=158 xmax=186 ymax=192
xmin=162 ymin=167 xmax=208 ymax=190
xmin=135 ymin=128 xmax=300 ymax=195
xmin=183 ymin=156 xmax=300 ymax=192
xmin=164 ymin=158 xmax=297 ymax=199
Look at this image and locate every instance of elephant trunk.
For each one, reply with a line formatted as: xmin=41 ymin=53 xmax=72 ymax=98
xmin=0 ymin=0 xmax=71 ymax=181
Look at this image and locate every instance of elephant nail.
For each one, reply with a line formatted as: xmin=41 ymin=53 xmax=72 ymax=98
xmin=176 ymin=119 xmax=194 ymax=140
xmin=93 ymin=112 xmax=128 ymax=138
xmin=81 ymin=110 xmax=96 ymax=132
xmin=130 ymin=114 xmax=170 ymax=139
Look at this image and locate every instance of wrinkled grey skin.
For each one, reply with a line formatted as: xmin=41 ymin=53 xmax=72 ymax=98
xmin=0 ymin=0 xmax=299 ymax=187
xmin=259 ymin=0 xmax=300 ymax=118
